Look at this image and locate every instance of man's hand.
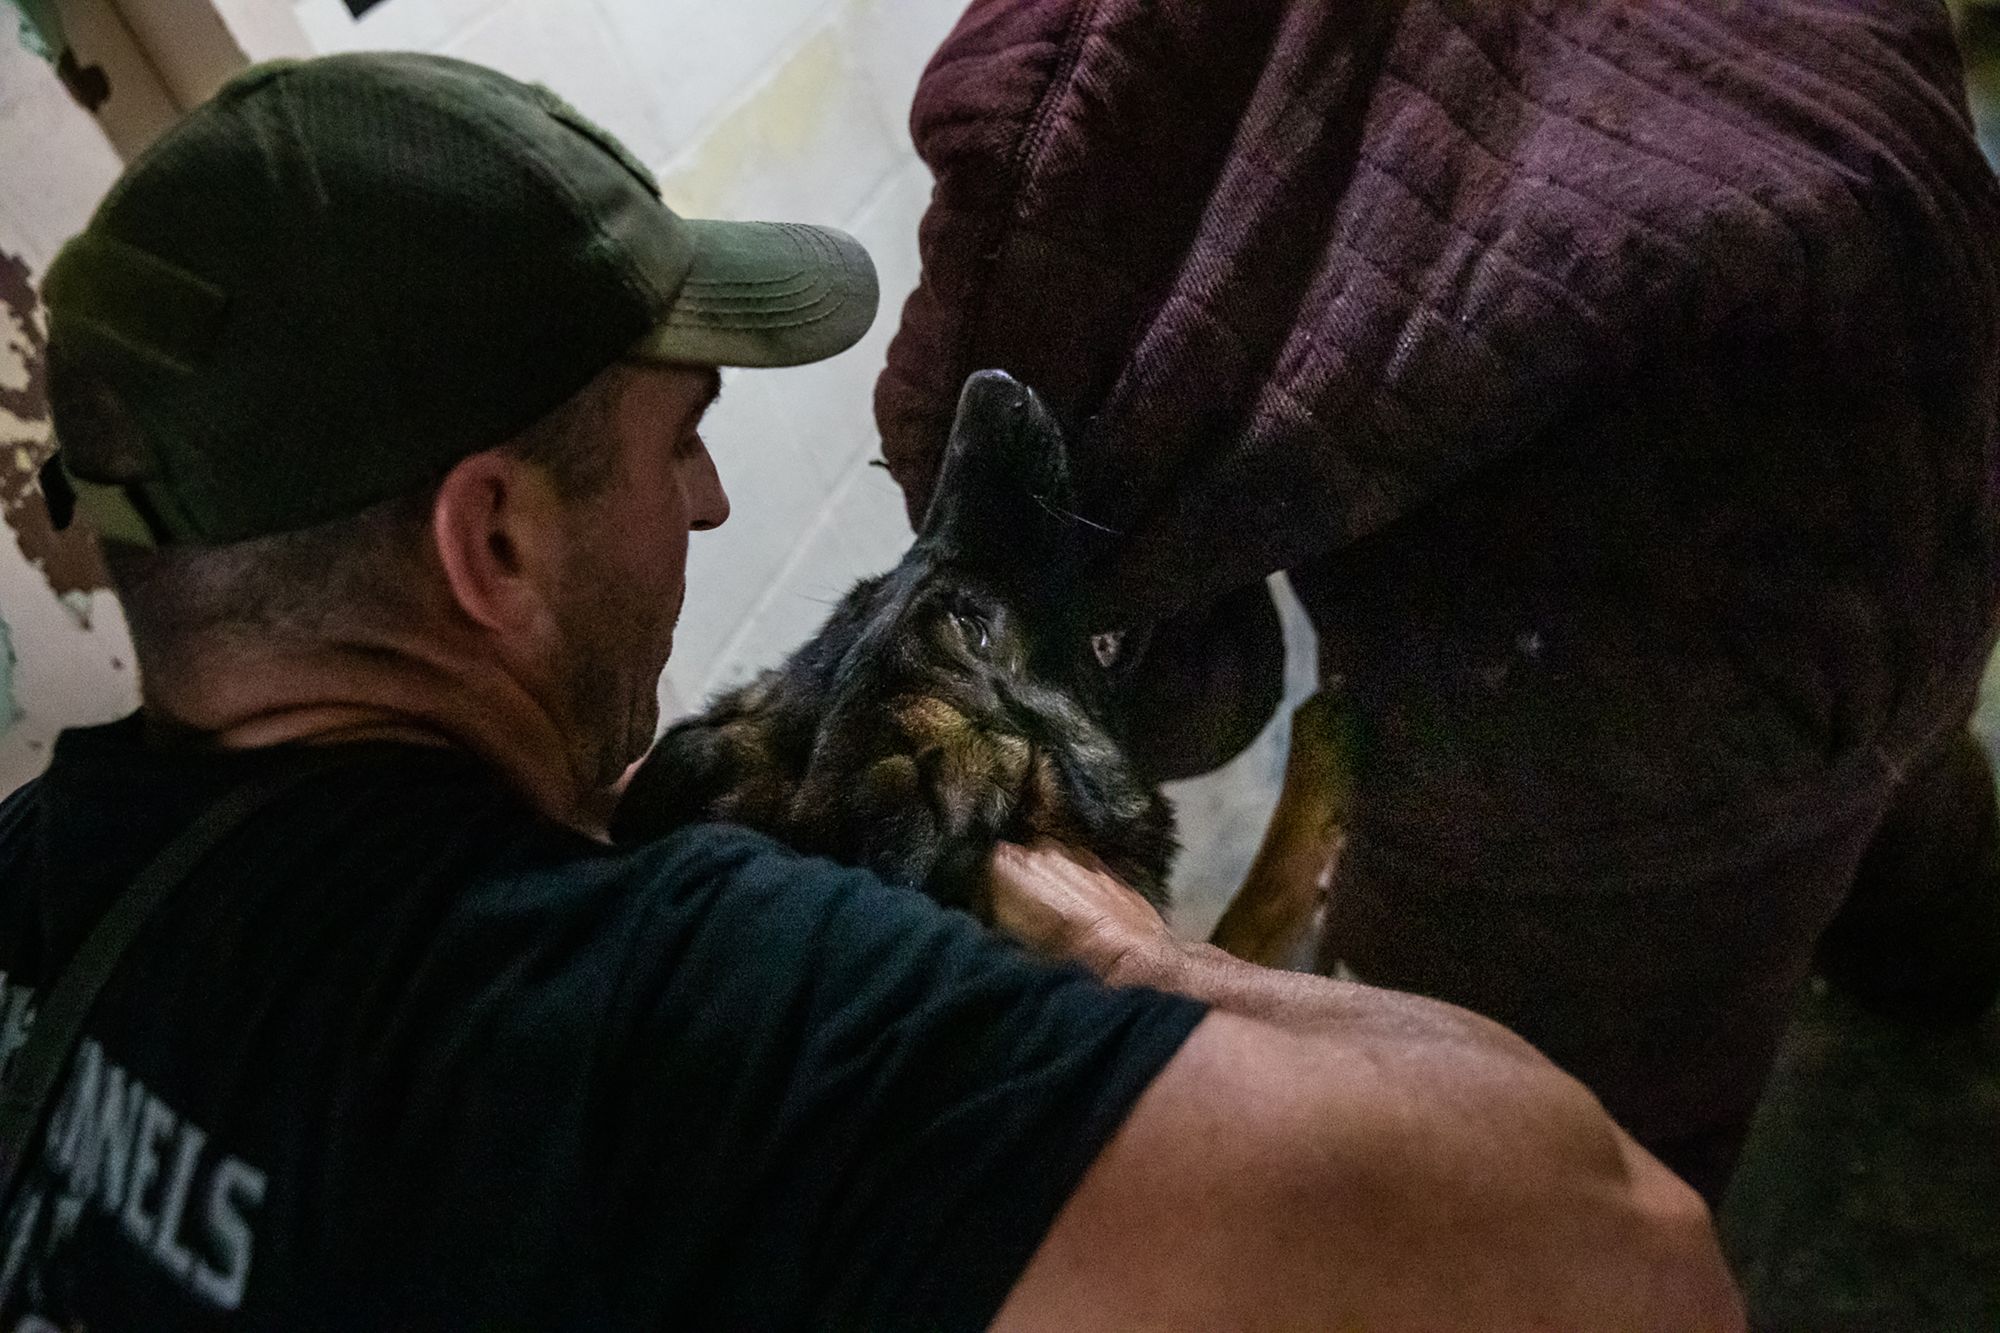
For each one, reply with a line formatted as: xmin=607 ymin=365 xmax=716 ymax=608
xmin=988 ymin=840 xmax=1185 ymax=981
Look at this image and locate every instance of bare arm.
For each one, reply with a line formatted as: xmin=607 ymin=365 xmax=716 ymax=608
xmin=985 ymin=842 xmax=1745 ymax=1333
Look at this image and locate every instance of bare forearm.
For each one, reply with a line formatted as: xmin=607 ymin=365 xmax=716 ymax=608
xmin=990 ymin=839 xmax=1535 ymax=1059
xmin=986 ymin=840 xmax=1744 ymax=1329
xmin=1112 ymin=937 xmax=1519 ymax=1049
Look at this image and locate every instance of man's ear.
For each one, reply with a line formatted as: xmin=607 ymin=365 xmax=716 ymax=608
xmin=430 ymin=449 xmax=569 ymax=641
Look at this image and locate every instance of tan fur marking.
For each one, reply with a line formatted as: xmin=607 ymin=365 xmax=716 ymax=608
xmin=895 ymin=695 xmax=972 ymax=745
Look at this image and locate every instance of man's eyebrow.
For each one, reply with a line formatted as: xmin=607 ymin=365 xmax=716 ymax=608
xmin=697 ymin=370 xmax=724 ymax=416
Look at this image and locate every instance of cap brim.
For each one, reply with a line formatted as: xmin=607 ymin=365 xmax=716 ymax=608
xmin=629 ymin=219 xmax=879 ymax=369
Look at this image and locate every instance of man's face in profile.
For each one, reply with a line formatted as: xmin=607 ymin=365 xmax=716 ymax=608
xmin=549 ymin=363 xmax=730 ymax=790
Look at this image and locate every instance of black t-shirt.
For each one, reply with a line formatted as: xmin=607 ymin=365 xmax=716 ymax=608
xmin=0 ymin=717 xmax=1203 ymax=1330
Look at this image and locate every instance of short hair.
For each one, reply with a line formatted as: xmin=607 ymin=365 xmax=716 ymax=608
xmin=50 ymin=356 xmax=622 ymax=659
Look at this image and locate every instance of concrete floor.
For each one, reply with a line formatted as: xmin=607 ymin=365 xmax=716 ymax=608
xmin=1162 ymin=579 xmax=2000 ymax=1330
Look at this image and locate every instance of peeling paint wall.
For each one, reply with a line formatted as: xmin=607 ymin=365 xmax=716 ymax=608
xmin=0 ymin=27 xmax=139 ymax=796
xmin=0 ymin=248 xmax=108 ymax=605
xmin=0 ymin=615 xmax=21 ymax=734
xmin=0 ymin=0 xmax=968 ymax=796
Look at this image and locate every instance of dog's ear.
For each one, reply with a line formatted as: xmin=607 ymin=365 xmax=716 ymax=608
xmin=916 ymin=370 xmax=1085 ymax=592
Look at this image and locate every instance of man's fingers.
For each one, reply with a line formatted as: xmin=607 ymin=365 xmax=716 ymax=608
xmin=988 ymin=843 xmax=1080 ymax=954
xmin=988 ymin=840 xmax=1175 ymax=976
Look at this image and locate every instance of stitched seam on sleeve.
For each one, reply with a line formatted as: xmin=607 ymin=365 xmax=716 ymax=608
xmin=1347 ymin=148 xmax=1659 ymax=331
xmin=1363 ymin=71 xmax=1701 ymax=267
xmin=1535 ymin=5 xmax=1868 ymax=218
xmin=1010 ymin=0 xmax=1109 ymax=224
xmin=922 ymin=37 xmax=1066 ymax=84
xmin=1416 ymin=9 xmax=1816 ymax=275
xmin=1638 ymin=0 xmax=1990 ymax=256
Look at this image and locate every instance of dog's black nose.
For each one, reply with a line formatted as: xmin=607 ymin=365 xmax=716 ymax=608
xmin=957 ymin=368 xmax=1029 ymax=417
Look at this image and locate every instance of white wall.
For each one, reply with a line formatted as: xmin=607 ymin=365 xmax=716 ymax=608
xmin=0 ymin=0 xmax=965 ymax=793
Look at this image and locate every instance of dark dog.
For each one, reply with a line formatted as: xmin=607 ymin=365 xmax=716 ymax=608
xmin=611 ymin=370 xmax=1178 ymax=912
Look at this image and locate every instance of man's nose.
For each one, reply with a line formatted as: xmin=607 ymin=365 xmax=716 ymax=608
xmin=690 ymin=439 xmax=730 ymax=531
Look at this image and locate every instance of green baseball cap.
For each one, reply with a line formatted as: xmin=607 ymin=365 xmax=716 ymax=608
xmin=40 ymin=52 xmax=879 ymax=546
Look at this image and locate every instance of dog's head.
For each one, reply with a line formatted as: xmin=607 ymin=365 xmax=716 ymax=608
xmin=612 ymin=370 xmax=1177 ymax=911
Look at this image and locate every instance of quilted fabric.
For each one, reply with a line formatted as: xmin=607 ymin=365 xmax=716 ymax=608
xmin=877 ymin=0 xmax=2000 ymax=614
xmin=874 ymin=0 xmax=2000 ymax=1191
xmin=876 ymin=0 xmax=2000 ymax=869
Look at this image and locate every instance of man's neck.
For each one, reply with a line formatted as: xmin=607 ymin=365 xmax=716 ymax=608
xmin=137 ymin=634 xmax=612 ymax=839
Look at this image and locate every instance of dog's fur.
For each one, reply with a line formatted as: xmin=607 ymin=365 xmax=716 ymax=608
xmin=612 ymin=371 xmax=1178 ymax=911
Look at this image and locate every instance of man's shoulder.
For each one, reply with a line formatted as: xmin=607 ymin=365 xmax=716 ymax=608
xmin=491 ymin=819 xmax=828 ymax=927
xmin=531 ymin=820 xmax=953 ymax=985
xmin=430 ymin=819 xmax=910 ymax=1016
xmin=595 ymin=819 xmax=801 ymax=882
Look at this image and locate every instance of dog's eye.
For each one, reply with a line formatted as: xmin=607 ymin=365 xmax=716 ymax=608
xmin=949 ymin=610 xmax=991 ymax=653
xmin=1091 ymin=630 xmax=1124 ymax=668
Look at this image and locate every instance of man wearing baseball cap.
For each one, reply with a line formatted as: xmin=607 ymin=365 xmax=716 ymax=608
xmin=0 ymin=53 xmax=1738 ymax=1329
